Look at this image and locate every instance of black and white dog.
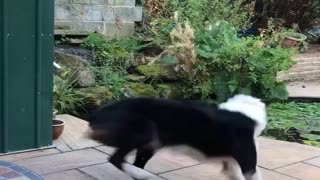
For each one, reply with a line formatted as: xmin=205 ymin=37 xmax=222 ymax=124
xmin=87 ymin=94 xmax=266 ymax=180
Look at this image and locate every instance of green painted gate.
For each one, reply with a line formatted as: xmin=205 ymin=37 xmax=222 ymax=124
xmin=0 ymin=0 xmax=54 ymax=153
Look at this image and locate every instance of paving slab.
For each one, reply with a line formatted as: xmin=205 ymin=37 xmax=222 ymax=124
xmin=159 ymin=163 xmax=226 ymax=180
xmin=276 ymin=162 xmax=320 ymax=180
xmin=42 ymin=169 xmax=96 ymax=180
xmin=79 ymin=163 xmax=165 ymax=180
xmin=14 ymin=149 xmax=108 ymax=175
xmin=258 ymin=138 xmax=320 ymax=169
xmin=287 ymin=81 xmax=320 ymax=98
xmin=304 ymin=156 xmax=320 ymax=167
xmin=96 ymin=146 xmax=200 ymax=174
xmin=53 ymin=115 xmax=101 ymax=152
xmin=0 ymin=149 xmax=60 ymax=162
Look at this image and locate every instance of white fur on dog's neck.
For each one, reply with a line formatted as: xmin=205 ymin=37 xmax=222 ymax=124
xmin=219 ymin=94 xmax=267 ymax=137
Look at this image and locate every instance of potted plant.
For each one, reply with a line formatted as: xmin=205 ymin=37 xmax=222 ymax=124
xmin=280 ymin=32 xmax=308 ymax=52
xmin=52 ymin=109 xmax=65 ymax=140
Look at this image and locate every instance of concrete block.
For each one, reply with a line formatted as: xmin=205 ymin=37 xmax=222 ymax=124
xmin=103 ymin=6 xmax=142 ymax=22
xmin=55 ymin=4 xmax=104 ymax=21
xmin=55 ymin=0 xmax=69 ymax=4
xmin=104 ymin=22 xmax=134 ymax=37
xmin=55 ymin=21 xmax=105 ymax=35
xmin=55 ymin=0 xmax=106 ymax=5
xmin=106 ymin=0 xmax=135 ymax=6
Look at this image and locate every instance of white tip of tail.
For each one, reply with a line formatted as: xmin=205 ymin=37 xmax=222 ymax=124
xmin=219 ymin=94 xmax=267 ymax=137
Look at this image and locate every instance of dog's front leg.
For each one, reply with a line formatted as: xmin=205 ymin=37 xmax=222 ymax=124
xmin=122 ymin=163 xmax=155 ymax=180
xmin=109 ymin=148 xmax=155 ymax=180
xmin=222 ymin=160 xmax=246 ymax=180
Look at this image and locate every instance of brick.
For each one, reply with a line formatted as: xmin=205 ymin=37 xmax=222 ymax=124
xmin=106 ymin=0 xmax=135 ymax=6
xmin=15 ymin=149 xmax=109 ymax=175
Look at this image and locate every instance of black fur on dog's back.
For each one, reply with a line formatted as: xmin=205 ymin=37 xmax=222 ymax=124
xmin=88 ymin=97 xmax=256 ymax=157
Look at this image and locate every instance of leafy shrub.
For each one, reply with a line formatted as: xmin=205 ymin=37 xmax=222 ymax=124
xmin=265 ymin=102 xmax=320 ymax=147
xmin=91 ymin=66 xmax=126 ymax=99
xmin=83 ymin=33 xmax=137 ymax=70
xmin=165 ymin=0 xmax=252 ymax=30
xmin=176 ymin=21 xmax=295 ymax=102
xmin=262 ymin=0 xmax=320 ymax=29
xmin=53 ymin=68 xmax=84 ymax=114
xmin=82 ymin=33 xmax=140 ymax=99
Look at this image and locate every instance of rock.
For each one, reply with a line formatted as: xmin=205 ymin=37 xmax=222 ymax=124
xmin=54 ymin=50 xmax=95 ymax=87
xmin=73 ymin=86 xmax=114 ymax=119
xmin=123 ymin=82 xmax=159 ymax=98
xmin=69 ymin=38 xmax=84 ymax=45
xmin=125 ymin=74 xmax=147 ymax=82
xmin=155 ymin=83 xmax=183 ymax=99
xmin=137 ymin=64 xmax=178 ymax=81
xmin=74 ymin=86 xmax=114 ymax=107
xmin=54 ymin=46 xmax=93 ymax=62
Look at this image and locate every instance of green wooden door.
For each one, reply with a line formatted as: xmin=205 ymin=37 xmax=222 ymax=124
xmin=0 ymin=0 xmax=54 ymax=153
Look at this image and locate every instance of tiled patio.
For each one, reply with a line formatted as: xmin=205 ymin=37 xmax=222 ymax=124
xmin=1 ymin=115 xmax=320 ymax=180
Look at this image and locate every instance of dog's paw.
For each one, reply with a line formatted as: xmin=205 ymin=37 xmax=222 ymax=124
xmin=123 ymin=163 xmax=154 ymax=180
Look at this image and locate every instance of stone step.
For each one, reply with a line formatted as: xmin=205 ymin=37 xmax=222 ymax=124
xmin=279 ymin=54 xmax=320 ymax=82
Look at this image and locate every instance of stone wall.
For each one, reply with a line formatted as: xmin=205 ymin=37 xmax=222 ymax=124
xmin=277 ymin=53 xmax=320 ymax=82
xmin=54 ymin=0 xmax=142 ymax=37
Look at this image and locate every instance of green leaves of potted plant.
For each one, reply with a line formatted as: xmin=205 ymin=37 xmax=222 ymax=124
xmin=280 ymin=32 xmax=308 ymax=52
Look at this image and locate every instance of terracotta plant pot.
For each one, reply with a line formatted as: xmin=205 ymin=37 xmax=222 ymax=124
xmin=280 ymin=32 xmax=307 ymax=49
xmin=53 ymin=119 xmax=65 ymax=140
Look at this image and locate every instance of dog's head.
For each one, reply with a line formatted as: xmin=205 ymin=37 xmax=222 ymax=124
xmin=218 ymin=94 xmax=267 ymax=136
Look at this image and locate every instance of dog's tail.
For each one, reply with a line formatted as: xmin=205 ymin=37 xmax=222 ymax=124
xmin=218 ymin=94 xmax=267 ymax=137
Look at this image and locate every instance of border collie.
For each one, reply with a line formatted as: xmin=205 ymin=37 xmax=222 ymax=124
xmin=87 ymin=94 xmax=267 ymax=180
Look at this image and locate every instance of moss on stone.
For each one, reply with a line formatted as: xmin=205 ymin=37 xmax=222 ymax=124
xmin=137 ymin=64 xmax=178 ymax=80
xmin=124 ymin=82 xmax=159 ymax=98
xmin=74 ymin=86 xmax=114 ymax=106
xmin=155 ymin=83 xmax=183 ymax=99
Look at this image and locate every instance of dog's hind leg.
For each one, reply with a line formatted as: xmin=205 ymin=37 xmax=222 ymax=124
xmin=231 ymin=139 xmax=262 ymax=180
xmin=222 ymin=159 xmax=246 ymax=180
xmin=133 ymin=146 xmax=155 ymax=169
xmin=109 ymin=147 xmax=134 ymax=170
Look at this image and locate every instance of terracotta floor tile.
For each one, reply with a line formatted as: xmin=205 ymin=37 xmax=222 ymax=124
xmin=0 ymin=149 xmax=60 ymax=162
xmin=258 ymin=138 xmax=320 ymax=169
xmin=15 ymin=149 xmax=109 ymax=175
xmin=42 ymin=169 xmax=96 ymax=180
xmin=276 ymin=162 xmax=320 ymax=180
xmin=0 ymin=167 xmax=10 ymax=174
xmin=1 ymin=171 xmax=22 ymax=179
